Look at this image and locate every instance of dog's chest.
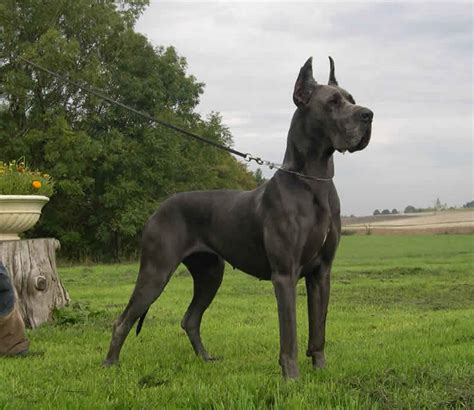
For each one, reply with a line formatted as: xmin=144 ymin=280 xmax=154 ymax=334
xmin=299 ymin=208 xmax=331 ymax=266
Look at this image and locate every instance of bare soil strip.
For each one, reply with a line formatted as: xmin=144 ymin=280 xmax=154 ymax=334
xmin=343 ymin=210 xmax=474 ymax=235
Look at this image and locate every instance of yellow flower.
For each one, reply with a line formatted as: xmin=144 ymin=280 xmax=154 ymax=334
xmin=32 ymin=180 xmax=42 ymax=189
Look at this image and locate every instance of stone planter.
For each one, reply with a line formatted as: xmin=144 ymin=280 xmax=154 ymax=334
xmin=0 ymin=195 xmax=49 ymax=241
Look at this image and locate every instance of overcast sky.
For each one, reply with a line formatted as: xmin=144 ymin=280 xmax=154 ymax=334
xmin=136 ymin=0 xmax=473 ymax=216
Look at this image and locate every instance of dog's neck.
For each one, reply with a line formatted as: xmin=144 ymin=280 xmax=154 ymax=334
xmin=282 ymin=110 xmax=335 ymax=180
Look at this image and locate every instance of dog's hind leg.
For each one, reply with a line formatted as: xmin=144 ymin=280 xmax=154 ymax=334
xmin=103 ymin=244 xmax=179 ymax=367
xmin=181 ymin=252 xmax=224 ymax=361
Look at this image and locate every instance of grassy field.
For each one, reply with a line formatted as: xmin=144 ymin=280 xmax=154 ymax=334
xmin=1 ymin=235 xmax=473 ymax=409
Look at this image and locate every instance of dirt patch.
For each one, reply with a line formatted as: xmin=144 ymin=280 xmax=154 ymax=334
xmin=342 ymin=214 xmax=416 ymax=225
xmin=345 ymin=226 xmax=474 ymax=235
xmin=343 ymin=210 xmax=474 ymax=235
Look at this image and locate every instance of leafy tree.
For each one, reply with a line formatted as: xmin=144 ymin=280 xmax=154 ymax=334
xmin=405 ymin=205 xmax=417 ymax=213
xmin=373 ymin=209 xmax=380 ymax=216
xmin=381 ymin=209 xmax=390 ymax=215
xmin=391 ymin=208 xmax=398 ymax=214
xmin=254 ymin=168 xmax=266 ymax=186
xmin=463 ymin=200 xmax=474 ymax=208
xmin=0 ymin=0 xmax=256 ymax=260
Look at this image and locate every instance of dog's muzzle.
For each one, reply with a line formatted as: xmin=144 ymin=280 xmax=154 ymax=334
xmin=359 ymin=108 xmax=374 ymax=124
xmin=348 ymin=108 xmax=373 ymax=152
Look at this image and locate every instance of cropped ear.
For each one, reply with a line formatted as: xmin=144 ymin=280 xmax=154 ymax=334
xmin=293 ymin=57 xmax=317 ymax=107
xmin=328 ymin=56 xmax=338 ymax=86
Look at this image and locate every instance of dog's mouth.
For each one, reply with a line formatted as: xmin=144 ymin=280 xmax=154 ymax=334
xmin=345 ymin=125 xmax=371 ymax=153
xmin=335 ymin=119 xmax=372 ymax=154
xmin=336 ymin=135 xmax=370 ymax=154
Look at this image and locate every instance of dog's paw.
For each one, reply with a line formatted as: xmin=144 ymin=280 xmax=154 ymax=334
xmin=282 ymin=366 xmax=300 ymax=380
xmin=202 ymin=353 xmax=222 ymax=362
xmin=102 ymin=358 xmax=118 ymax=368
xmin=311 ymin=352 xmax=326 ymax=369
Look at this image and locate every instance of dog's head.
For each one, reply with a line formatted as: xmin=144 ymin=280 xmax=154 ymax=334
xmin=293 ymin=57 xmax=373 ymax=153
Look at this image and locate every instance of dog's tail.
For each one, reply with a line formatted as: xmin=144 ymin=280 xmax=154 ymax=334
xmin=136 ymin=308 xmax=149 ymax=336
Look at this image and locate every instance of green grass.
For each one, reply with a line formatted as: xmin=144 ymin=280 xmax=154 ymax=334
xmin=1 ymin=235 xmax=473 ymax=409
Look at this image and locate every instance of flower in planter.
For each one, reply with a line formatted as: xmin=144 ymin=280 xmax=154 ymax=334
xmin=0 ymin=159 xmax=54 ymax=197
xmin=32 ymin=180 xmax=42 ymax=189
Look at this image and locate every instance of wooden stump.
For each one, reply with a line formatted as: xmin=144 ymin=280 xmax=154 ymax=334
xmin=0 ymin=238 xmax=69 ymax=328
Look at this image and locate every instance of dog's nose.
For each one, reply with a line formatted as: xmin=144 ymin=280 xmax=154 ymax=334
xmin=360 ymin=108 xmax=374 ymax=123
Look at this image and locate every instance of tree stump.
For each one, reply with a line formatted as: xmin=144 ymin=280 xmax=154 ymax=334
xmin=0 ymin=239 xmax=69 ymax=328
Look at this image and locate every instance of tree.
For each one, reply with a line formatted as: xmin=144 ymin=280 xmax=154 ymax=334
xmin=405 ymin=205 xmax=417 ymax=213
xmin=381 ymin=209 xmax=390 ymax=215
xmin=391 ymin=208 xmax=398 ymax=214
xmin=463 ymin=200 xmax=474 ymax=208
xmin=373 ymin=209 xmax=380 ymax=216
xmin=0 ymin=0 xmax=256 ymax=260
xmin=254 ymin=168 xmax=266 ymax=186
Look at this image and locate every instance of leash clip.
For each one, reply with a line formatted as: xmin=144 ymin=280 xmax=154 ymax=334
xmin=244 ymin=153 xmax=264 ymax=165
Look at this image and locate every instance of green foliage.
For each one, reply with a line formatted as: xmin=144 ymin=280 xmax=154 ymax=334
xmin=0 ymin=159 xmax=54 ymax=196
xmin=0 ymin=0 xmax=256 ymax=260
xmin=0 ymin=235 xmax=473 ymax=408
xmin=254 ymin=168 xmax=266 ymax=185
xmin=463 ymin=200 xmax=474 ymax=208
xmin=53 ymin=301 xmax=102 ymax=326
xmin=404 ymin=205 xmax=418 ymax=213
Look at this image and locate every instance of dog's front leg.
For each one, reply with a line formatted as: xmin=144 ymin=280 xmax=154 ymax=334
xmin=305 ymin=262 xmax=331 ymax=368
xmin=271 ymin=272 xmax=299 ymax=379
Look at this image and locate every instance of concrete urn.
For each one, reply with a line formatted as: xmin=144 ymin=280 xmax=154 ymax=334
xmin=0 ymin=195 xmax=49 ymax=241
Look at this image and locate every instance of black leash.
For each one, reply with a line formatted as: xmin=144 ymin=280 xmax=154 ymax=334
xmin=16 ymin=56 xmax=332 ymax=182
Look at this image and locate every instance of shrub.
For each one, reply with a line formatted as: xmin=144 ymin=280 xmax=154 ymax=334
xmin=0 ymin=159 xmax=54 ymax=197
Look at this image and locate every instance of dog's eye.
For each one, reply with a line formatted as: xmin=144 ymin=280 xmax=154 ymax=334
xmin=329 ymin=95 xmax=341 ymax=106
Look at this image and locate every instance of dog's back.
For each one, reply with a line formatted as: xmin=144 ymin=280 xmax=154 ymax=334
xmin=142 ymin=186 xmax=272 ymax=278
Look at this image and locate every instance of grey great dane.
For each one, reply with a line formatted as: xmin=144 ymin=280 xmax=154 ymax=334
xmin=103 ymin=57 xmax=373 ymax=378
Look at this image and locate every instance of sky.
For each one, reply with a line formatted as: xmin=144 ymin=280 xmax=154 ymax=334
xmin=136 ymin=0 xmax=473 ymax=216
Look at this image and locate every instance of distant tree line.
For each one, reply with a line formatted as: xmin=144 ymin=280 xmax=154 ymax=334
xmin=373 ymin=209 xmax=399 ymax=216
xmin=373 ymin=198 xmax=473 ymax=216
xmin=0 ymin=0 xmax=258 ymax=260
